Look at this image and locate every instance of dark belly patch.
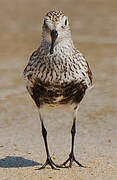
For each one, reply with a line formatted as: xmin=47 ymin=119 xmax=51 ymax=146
xmin=28 ymin=81 xmax=87 ymax=107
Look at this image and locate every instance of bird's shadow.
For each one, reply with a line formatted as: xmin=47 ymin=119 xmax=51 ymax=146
xmin=0 ymin=156 xmax=41 ymax=168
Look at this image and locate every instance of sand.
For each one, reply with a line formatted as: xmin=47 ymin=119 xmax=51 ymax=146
xmin=0 ymin=0 xmax=117 ymax=179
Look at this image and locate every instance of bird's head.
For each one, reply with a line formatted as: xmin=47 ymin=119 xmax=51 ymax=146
xmin=42 ymin=10 xmax=71 ymax=54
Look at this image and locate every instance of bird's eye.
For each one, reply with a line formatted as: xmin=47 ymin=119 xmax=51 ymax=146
xmin=43 ymin=19 xmax=48 ymax=29
xmin=65 ymin=19 xmax=67 ymax=26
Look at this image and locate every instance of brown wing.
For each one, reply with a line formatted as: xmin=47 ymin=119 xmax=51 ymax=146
xmin=86 ymin=60 xmax=93 ymax=85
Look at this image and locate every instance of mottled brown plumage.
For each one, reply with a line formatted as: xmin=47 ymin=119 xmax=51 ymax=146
xmin=45 ymin=10 xmax=64 ymax=22
xmin=22 ymin=10 xmax=93 ymax=170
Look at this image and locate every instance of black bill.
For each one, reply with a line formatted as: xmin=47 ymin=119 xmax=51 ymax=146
xmin=50 ymin=30 xmax=58 ymax=54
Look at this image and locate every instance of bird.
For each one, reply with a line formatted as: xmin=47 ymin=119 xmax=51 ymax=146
xmin=22 ymin=10 xmax=93 ymax=170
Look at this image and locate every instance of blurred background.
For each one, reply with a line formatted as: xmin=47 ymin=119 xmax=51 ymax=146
xmin=0 ymin=0 xmax=117 ymax=178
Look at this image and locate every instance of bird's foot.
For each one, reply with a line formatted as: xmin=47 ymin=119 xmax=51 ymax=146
xmin=61 ymin=153 xmax=86 ymax=168
xmin=36 ymin=156 xmax=65 ymax=170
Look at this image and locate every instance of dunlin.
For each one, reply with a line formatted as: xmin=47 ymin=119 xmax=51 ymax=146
xmin=23 ymin=10 xmax=93 ymax=169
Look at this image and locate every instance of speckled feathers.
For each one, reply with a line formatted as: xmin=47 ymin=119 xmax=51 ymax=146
xmin=45 ymin=10 xmax=64 ymax=22
xmin=23 ymin=10 xmax=93 ymax=108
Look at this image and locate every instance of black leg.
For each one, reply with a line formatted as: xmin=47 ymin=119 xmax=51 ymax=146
xmin=61 ymin=118 xmax=85 ymax=168
xmin=37 ymin=121 xmax=64 ymax=170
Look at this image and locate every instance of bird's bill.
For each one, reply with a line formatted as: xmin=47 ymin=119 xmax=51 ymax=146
xmin=50 ymin=30 xmax=58 ymax=54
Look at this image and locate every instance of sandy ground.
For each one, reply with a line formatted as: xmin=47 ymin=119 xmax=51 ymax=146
xmin=0 ymin=88 xmax=117 ymax=180
xmin=0 ymin=0 xmax=117 ymax=179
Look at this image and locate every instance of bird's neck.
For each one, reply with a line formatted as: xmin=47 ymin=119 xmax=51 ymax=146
xmin=41 ymin=38 xmax=74 ymax=54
